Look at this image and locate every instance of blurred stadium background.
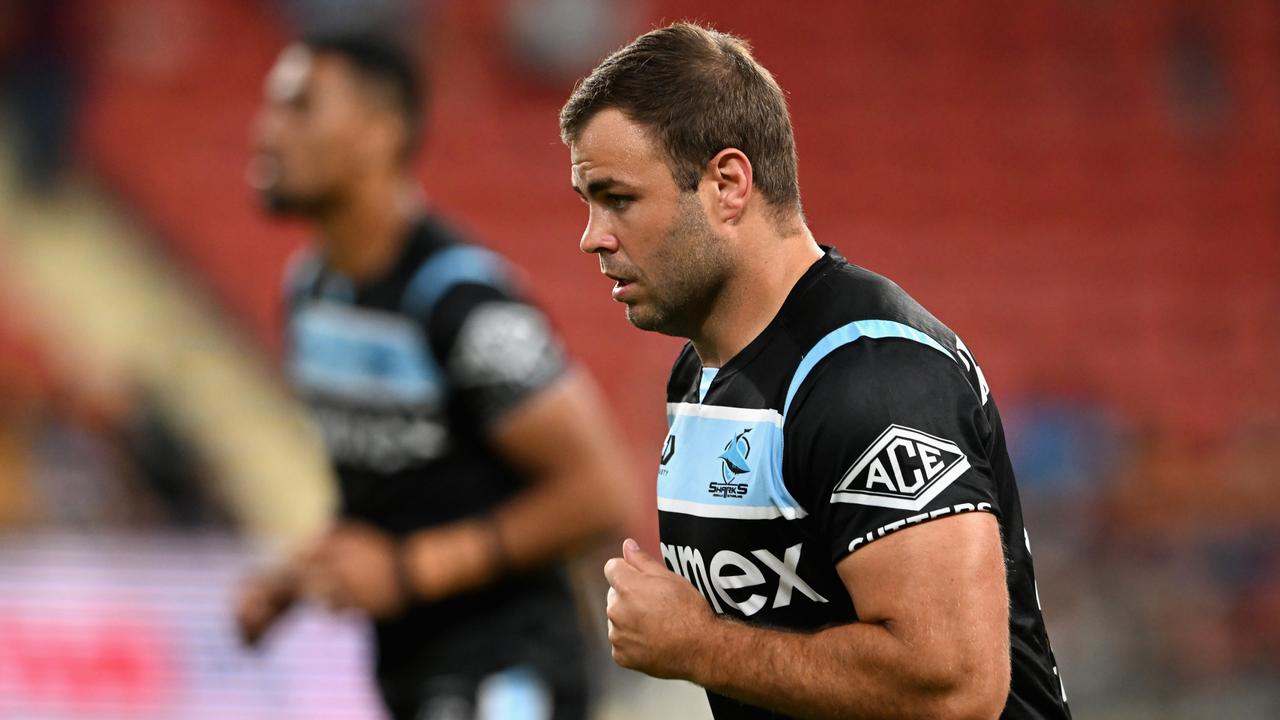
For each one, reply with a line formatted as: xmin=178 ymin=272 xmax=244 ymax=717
xmin=0 ymin=0 xmax=1277 ymax=718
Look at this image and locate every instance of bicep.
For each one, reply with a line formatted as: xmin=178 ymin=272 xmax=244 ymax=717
xmin=837 ymin=512 xmax=1009 ymax=674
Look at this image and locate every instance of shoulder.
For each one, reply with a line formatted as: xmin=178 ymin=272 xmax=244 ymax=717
xmin=802 ymin=259 xmax=951 ymax=340
xmin=401 ymin=226 xmax=522 ymax=321
xmin=782 ymin=332 xmax=997 ymax=508
xmin=780 ymin=254 xmax=979 ymax=414
xmin=775 ymin=253 xmax=948 ymax=353
xmin=781 ymin=326 xmax=997 ymax=508
xmin=789 ymin=333 xmax=977 ymax=424
xmin=395 ymin=218 xmax=568 ymax=374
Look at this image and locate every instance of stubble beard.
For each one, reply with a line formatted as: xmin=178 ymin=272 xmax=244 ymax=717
xmin=626 ymin=195 xmax=732 ymax=338
xmin=253 ymin=156 xmax=343 ymax=219
xmin=260 ymin=185 xmax=340 ymax=218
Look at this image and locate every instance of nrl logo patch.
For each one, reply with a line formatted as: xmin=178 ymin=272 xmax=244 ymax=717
xmin=831 ymin=425 xmax=970 ymax=510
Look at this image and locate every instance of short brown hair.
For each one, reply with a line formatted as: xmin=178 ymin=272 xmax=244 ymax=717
xmin=560 ymin=22 xmax=801 ymax=217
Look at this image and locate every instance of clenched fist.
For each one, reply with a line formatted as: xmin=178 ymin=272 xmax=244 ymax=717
xmin=603 ymin=538 xmax=718 ymax=679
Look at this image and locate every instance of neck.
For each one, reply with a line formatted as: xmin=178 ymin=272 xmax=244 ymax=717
xmin=690 ymin=220 xmax=823 ymax=367
xmin=318 ymin=173 xmax=423 ymax=283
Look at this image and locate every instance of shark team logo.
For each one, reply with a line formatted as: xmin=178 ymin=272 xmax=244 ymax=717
xmin=831 ymin=425 xmax=970 ymax=510
xmin=708 ymin=428 xmax=752 ymax=498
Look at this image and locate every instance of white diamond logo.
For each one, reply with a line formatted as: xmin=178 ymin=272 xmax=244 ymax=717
xmin=831 ymin=425 xmax=971 ymax=510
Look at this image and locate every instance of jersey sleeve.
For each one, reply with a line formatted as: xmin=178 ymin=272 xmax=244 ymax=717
xmin=421 ymin=279 xmax=568 ymax=431
xmin=783 ymin=338 xmax=999 ymax=564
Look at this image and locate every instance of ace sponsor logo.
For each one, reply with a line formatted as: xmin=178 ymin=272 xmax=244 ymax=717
xmin=831 ymin=424 xmax=970 ymax=511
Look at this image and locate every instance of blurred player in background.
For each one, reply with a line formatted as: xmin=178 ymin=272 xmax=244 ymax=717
xmin=563 ymin=23 xmax=1071 ymax=719
xmin=236 ymin=33 xmax=633 ymax=720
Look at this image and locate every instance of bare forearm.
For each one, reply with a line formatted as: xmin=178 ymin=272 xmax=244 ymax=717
xmin=401 ymin=474 xmax=625 ymax=600
xmin=406 ymin=373 xmax=635 ymax=600
xmin=490 ymin=465 xmax=632 ymax=569
xmin=482 ymin=370 xmax=636 ymax=572
xmin=689 ymin=618 xmax=992 ymax=720
xmin=404 ymin=471 xmax=631 ymax=603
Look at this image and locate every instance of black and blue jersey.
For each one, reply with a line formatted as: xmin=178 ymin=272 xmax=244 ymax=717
xmin=658 ymin=248 xmax=1070 ymax=719
xmin=283 ymin=213 xmax=585 ymax=711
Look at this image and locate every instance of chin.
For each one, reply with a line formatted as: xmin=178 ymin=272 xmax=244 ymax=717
xmin=260 ymin=194 xmax=288 ymax=216
xmin=261 ymin=189 xmax=325 ymax=217
xmin=623 ymin=304 xmax=657 ymax=331
xmin=625 ymin=304 xmax=684 ymax=337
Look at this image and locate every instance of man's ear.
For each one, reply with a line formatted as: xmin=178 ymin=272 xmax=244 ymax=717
xmin=705 ymin=148 xmax=753 ymax=225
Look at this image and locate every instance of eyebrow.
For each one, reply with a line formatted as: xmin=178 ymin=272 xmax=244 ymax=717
xmin=571 ymin=176 xmax=633 ymax=198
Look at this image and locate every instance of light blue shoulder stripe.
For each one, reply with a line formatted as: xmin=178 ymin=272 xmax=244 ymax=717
xmin=783 ymin=319 xmax=954 ymax=417
xmin=402 ymin=245 xmax=511 ymax=318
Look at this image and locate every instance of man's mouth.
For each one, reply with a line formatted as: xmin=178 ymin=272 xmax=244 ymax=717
xmin=604 ymin=272 xmax=636 ymax=301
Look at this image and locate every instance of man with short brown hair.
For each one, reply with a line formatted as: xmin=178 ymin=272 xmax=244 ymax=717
xmin=563 ymin=22 xmax=1071 ymax=720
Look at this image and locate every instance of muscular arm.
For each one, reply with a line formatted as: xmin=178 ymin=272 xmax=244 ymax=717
xmin=606 ymin=512 xmax=1010 ymax=720
xmin=403 ymin=369 xmax=638 ymax=599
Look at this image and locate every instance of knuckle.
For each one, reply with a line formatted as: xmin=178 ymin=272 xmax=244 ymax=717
xmin=610 ymin=646 xmax=628 ymax=667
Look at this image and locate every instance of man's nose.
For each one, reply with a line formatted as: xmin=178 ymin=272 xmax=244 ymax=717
xmin=580 ymin=209 xmax=619 ymax=255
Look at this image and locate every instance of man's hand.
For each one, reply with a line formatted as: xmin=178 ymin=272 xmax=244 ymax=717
xmin=234 ymin=567 xmax=298 ymax=647
xmin=302 ymin=522 xmax=407 ymax=619
xmin=603 ymin=538 xmax=717 ymax=679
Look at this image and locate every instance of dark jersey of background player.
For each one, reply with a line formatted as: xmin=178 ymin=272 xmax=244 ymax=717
xmin=658 ymin=247 xmax=1071 ymax=719
xmin=284 ymin=212 xmax=587 ymax=718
